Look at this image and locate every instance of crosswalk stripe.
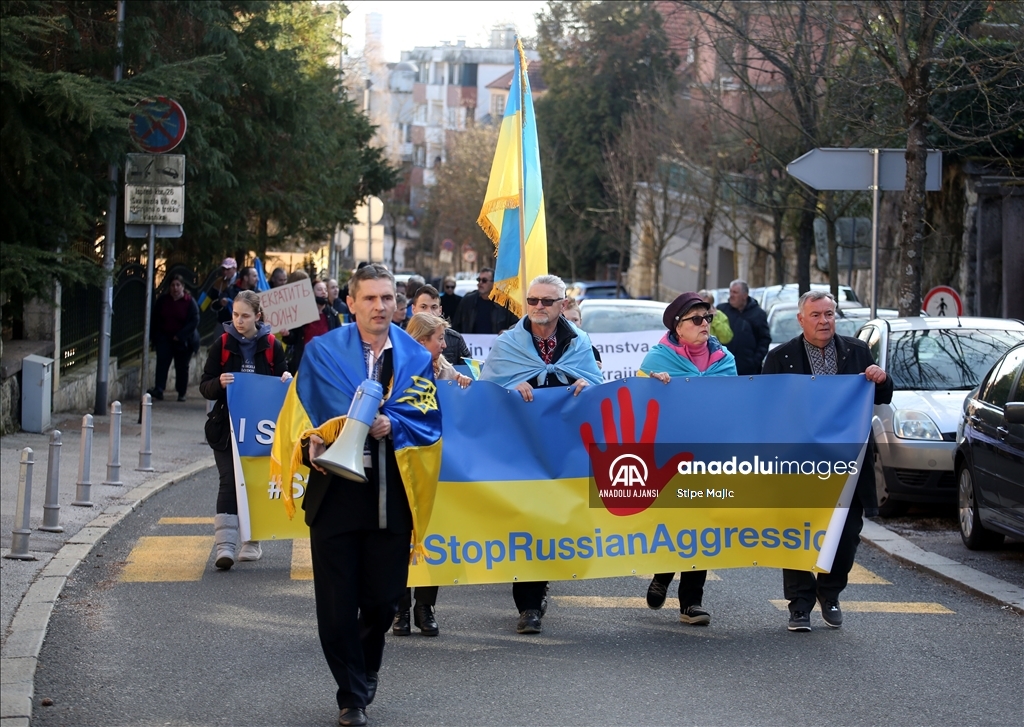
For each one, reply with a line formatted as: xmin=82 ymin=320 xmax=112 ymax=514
xmin=120 ymin=536 xmax=213 ymax=582
xmin=555 ymin=597 xmax=651 ymax=608
xmin=848 ymin=563 xmax=891 ymax=585
xmin=769 ymin=599 xmax=953 ymax=614
xmin=158 ymin=517 xmax=215 ymax=525
xmin=291 ymin=538 xmax=313 ymax=580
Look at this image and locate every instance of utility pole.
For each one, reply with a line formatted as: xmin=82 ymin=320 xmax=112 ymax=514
xmin=95 ymin=0 xmax=125 ymax=415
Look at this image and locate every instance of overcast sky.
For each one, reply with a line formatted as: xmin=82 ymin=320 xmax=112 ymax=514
xmin=343 ymin=1 xmax=548 ymax=61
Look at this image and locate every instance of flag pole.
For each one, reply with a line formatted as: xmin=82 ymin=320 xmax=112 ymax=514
xmin=516 ymin=38 xmax=527 ymax=312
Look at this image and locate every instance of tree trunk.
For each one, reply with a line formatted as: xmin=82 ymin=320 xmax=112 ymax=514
xmin=898 ymin=77 xmax=930 ymax=316
xmin=699 ymin=213 xmax=713 ymax=291
xmin=257 ymin=214 xmax=268 ymax=259
xmin=797 ymin=190 xmax=815 ymax=294
xmin=772 ymin=210 xmax=786 ymax=285
xmin=824 ymin=192 xmax=839 ymax=299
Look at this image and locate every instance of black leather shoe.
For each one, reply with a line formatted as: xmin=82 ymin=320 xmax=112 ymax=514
xmin=146 ymin=388 xmax=163 ymax=401
xmin=516 ymin=609 xmax=542 ymax=634
xmin=338 ymin=707 xmax=367 ymax=726
xmin=414 ymin=603 xmax=439 ymax=636
xmin=392 ymin=609 xmax=410 ymax=636
xmin=365 ymin=671 xmax=378 ymax=705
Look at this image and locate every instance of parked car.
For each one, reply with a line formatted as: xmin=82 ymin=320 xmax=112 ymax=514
xmin=453 ymin=279 xmax=477 ymax=296
xmin=566 ymin=281 xmax=631 ymax=301
xmin=579 ymin=299 xmax=667 ymax=333
xmin=953 ymin=343 xmax=1024 ymax=548
xmin=857 ymin=317 xmax=1024 ymax=516
xmin=759 ymin=283 xmax=860 ymax=316
xmin=765 ymin=302 xmax=899 ymax=353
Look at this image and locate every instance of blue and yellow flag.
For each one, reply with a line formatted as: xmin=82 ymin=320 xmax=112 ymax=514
xmin=477 ymin=38 xmax=548 ymax=318
xmin=270 ymin=323 xmax=443 ymax=557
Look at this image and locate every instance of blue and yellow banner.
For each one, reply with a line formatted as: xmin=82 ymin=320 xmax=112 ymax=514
xmin=476 ymin=37 xmax=547 ymax=317
xmin=228 ymin=374 xmax=874 ymax=584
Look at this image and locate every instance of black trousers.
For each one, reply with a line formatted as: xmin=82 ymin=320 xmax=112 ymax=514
xmin=154 ymin=337 xmax=191 ymax=396
xmin=512 ymin=581 xmax=547 ymax=612
xmin=310 ymin=525 xmax=410 ymax=710
xmin=399 ymin=586 xmax=439 ymax=610
xmin=783 ymin=498 xmax=864 ymax=613
xmin=652 ymin=571 xmax=707 ymax=610
xmin=212 ymin=447 xmax=237 ymax=515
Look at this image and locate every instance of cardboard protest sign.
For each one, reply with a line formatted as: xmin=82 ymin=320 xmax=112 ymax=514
xmin=259 ymin=281 xmax=319 ymax=331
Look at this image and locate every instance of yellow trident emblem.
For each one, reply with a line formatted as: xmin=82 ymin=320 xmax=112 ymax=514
xmin=397 ymin=376 xmax=438 ymax=414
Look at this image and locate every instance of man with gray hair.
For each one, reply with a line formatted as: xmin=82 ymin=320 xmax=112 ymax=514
xmin=480 ymin=274 xmax=604 ymax=634
xmin=762 ymin=289 xmax=891 ymax=633
xmin=718 ymin=278 xmax=771 ymax=375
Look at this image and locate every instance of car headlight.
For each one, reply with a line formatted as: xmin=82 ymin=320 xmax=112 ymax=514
xmin=893 ymin=410 xmax=943 ymax=440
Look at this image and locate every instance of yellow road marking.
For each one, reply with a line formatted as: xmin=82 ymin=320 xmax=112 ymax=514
xmin=769 ymin=599 xmax=953 ymax=614
xmin=120 ymin=536 xmax=213 ymax=582
xmin=848 ymin=563 xmax=891 ymax=585
xmin=636 ymin=572 xmax=721 ymax=581
xmin=554 ymin=596 xmax=649 ymax=608
xmin=158 ymin=517 xmax=215 ymax=525
xmin=291 ymin=538 xmax=313 ymax=580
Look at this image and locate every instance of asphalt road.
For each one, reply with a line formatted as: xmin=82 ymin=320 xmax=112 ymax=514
xmin=33 ymin=469 xmax=1024 ymax=727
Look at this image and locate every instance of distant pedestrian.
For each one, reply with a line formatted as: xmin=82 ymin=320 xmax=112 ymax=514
xmin=697 ymin=289 xmax=734 ymax=345
xmin=439 ymin=276 xmax=461 ymax=321
xmin=451 ymin=268 xmax=519 ymax=334
xmin=327 ymin=278 xmax=351 ymax=320
xmin=149 ymin=274 xmax=200 ymax=402
xmin=269 ymin=267 xmax=288 ymax=289
xmin=211 ymin=258 xmax=238 ymax=323
xmin=200 ymin=290 xmax=289 ymax=570
xmin=717 ymin=279 xmax=770 ymax=375
xmin=392 ymin=293 xmax=408 ymax=328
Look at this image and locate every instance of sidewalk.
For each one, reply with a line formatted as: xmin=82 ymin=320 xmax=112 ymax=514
xmin=1 ymin=394 xmax=214 ymax=726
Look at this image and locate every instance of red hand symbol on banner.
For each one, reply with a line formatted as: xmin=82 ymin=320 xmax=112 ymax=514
xmin=580 ymin=386 xmax=693 ymax=516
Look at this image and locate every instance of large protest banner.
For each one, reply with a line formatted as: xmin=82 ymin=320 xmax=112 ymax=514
xmin=464 ymin=330 xmax=663 ymax=382
xmin=227 ymin=373 xmax=873 ymax=583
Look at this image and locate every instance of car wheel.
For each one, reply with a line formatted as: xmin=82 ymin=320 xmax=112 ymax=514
xmin=957 ymin=464 xmax=1004 ymax=550
xmin=874 ymin=446 xmax=908 ymax=518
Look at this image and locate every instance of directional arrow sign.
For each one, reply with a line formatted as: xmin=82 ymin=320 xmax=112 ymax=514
xmin=786 ymin=148 xmax=942 ymax=191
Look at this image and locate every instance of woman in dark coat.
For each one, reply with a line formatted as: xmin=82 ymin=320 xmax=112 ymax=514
xmin=200 ymin=290 xmax=289 ymax=570
xmin=149 ymin=274 xmax=200 ymax=401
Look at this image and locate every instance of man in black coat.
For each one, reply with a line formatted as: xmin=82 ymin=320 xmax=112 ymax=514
xmin=451 ymin=268 xmax=519 ymax=334
xmin=718 ymin=279 xmax=771 ymax=375
xmin=762 ymin=290 xmax=893 ymax=633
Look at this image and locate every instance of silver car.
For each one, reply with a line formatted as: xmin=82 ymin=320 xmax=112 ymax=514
xmin=856 ymin=317 xmax=1024 ymax=516
xmin=578 ymin=299 xmax=667 ymax=333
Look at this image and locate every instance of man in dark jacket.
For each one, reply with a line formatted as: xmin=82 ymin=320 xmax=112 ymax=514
xmin=149 ymin=274 xmax=200 ymax=401
xmin=410 ymin=284 xmax=471 ymax=366
xmin=718 ymin=279 xmax=771 ymax=375
xmin=762 ymin=290 xmax=893 ymax=633
xmin=451 ymin=268 xmax=519 ymax=334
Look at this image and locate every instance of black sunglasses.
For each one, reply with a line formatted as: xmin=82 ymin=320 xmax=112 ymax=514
xmin=679 ymin=313 xmax=714 ymax=325
xmin=444 ymin=284 xmax=456 ymax=289
xmin=477 ymin=277 xmax=492 ymax=283
xmin=526 ymin=297 xmax=563 ymax=307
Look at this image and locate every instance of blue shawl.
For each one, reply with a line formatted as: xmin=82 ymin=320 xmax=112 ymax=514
xmin=639 ymin=335 xmax=738 ymax=378
xmin=480 ymin=318 xmax=604 ymax=388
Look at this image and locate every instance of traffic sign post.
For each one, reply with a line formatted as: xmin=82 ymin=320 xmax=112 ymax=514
xmin=124 ymin=98 xmax=188 ymax=409
xmin=787 ymin=147 xmax=942 ymax=319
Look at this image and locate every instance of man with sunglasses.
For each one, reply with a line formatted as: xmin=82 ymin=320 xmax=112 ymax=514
xmin=480 ymin=275 xmax=604 ymax=634
xmin=451 ymin=267 xmax=519 ymax=335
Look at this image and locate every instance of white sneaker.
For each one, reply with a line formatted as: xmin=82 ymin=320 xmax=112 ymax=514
xmin=238 ymin=541 xmax=262 ymax=562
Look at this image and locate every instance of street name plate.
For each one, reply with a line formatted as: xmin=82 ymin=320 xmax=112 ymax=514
xmin=125 ymin=154 xmax=185 ymax=185
xmin=125 ymin=185 xmax=185 ymax=225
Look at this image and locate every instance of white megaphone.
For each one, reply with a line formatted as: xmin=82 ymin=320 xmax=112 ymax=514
xmin=312 ymin=379 xmax=385 ymax=482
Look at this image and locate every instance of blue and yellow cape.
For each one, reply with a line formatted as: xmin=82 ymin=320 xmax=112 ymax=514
xmin=270 ymin=323 xmax=443 ymax=558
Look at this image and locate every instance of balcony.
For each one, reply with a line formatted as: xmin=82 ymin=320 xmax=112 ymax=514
xmin=447 ymin=85 xmax=478 ymax=108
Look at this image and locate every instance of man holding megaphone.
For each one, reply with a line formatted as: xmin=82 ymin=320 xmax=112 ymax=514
xmin=271 ymin=264 xmax=443 ymax=727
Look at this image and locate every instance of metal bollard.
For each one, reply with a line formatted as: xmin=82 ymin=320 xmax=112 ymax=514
xmin=138 ymin=392 xmax=154 ymax=471
xmin=73 ymin=414 xmax=95 ymax=507
xmin=103 ymin=400 xmax=123 ymax=485
xmin=39 ymin=430 xmax=64 ymax=532
xmin=5 ymin=448 xmax=38 ymax=560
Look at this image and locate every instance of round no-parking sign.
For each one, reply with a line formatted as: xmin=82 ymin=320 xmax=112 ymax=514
xmin=923 ymin=286 xmax=962 ymax=317
xmin=129 ymin=97 xmax=187 ymax=153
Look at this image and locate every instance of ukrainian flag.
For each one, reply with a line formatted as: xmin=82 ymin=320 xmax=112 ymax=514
xmin=477 ymin=37 xmax=548 ymax=318
xmin=270 ymin=323 xmax=443 ymax=559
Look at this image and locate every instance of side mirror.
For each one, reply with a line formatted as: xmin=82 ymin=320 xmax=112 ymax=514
xmin=1004 ymin=401 xmax=1024 ymax=425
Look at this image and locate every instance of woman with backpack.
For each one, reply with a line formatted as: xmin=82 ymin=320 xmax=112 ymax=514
xmin=200 ymin=290 xmax=290 ymax=570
